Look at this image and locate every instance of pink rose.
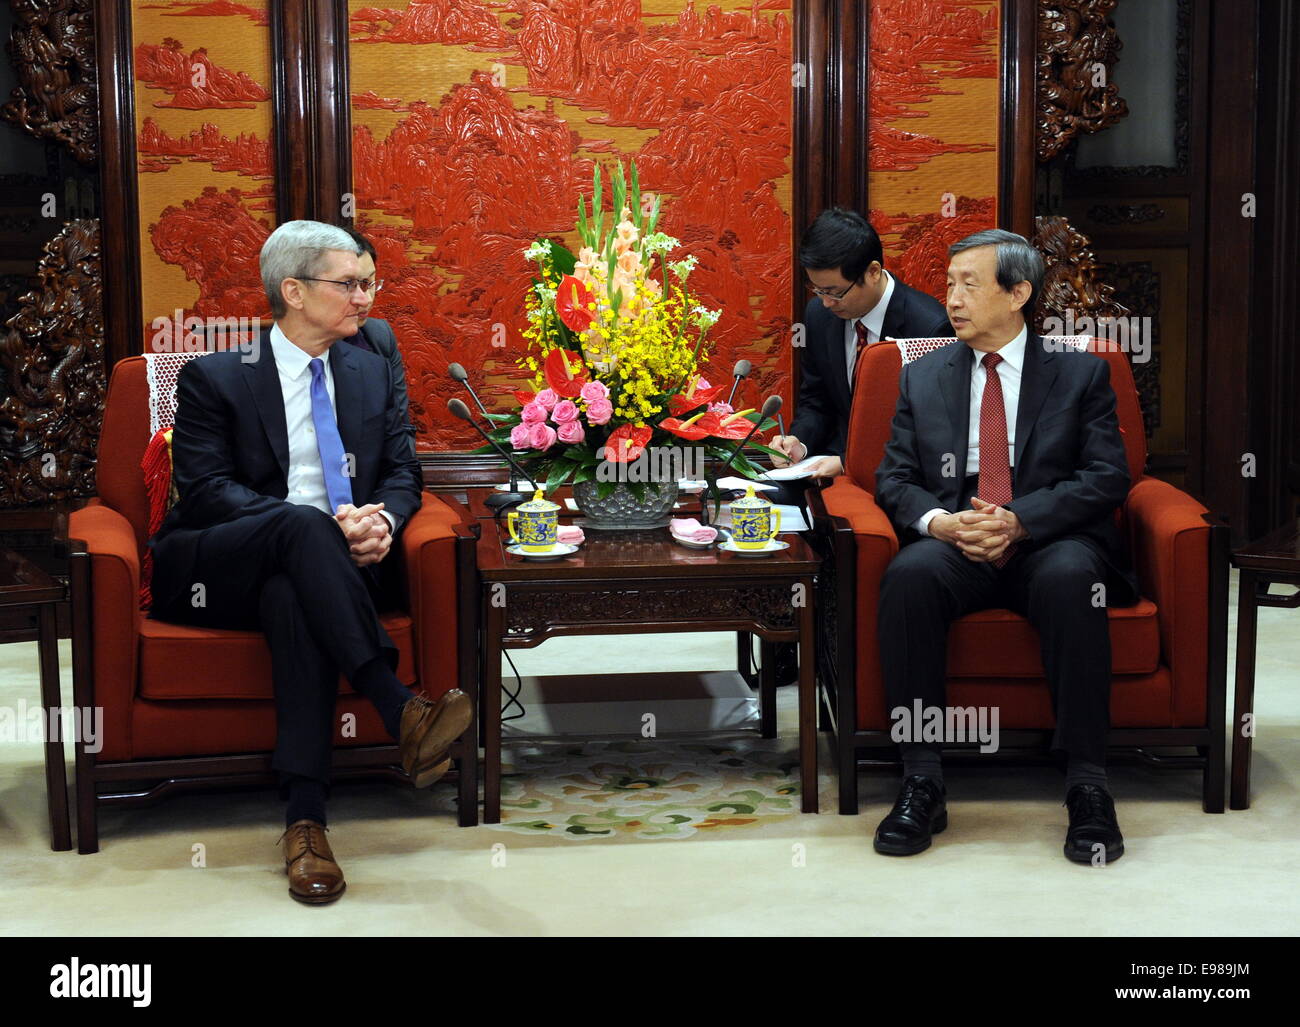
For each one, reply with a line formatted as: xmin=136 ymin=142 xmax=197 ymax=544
xmin=551 ymin=399 xmax=579 ymax=424
xmin=528 ymin=422 xmax=557 ymax=450
xmin=694 ymin=377 xmax=711 ymax=391
xmin=509 ymin=423 xmax=532 ymax=450
xmin=586 ymin=398 xmax=613 ymax=425
xmin=708 ymin=401 xmax=733 ymax=415
xmin=580 ymin=380 xmax=609 ymax=402
xmin=521 ymin=401 xmax=547 ymax=424
xmin=535 ymin=388 xmax=559 ymax=409
xmin=556 ymin=421 xmax=585 ymax=444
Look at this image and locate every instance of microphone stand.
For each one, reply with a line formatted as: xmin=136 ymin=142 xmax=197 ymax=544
xmin=449 ymin=401 xmax=531 ymax=511
xmin=448 ymin=367 xmax=527 ymax=509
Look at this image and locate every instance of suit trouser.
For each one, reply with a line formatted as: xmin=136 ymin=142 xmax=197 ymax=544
xmin=877 ymin=535 xmax=1113 ymax=765
xmin=150 ymin=504 xmax=399 ymax=786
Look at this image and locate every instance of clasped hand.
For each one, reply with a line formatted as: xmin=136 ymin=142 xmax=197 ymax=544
xmin=932 ymin=498 xmax=1026 ymax=563
xmin=335 ymin=502 xmax=392 ymax=567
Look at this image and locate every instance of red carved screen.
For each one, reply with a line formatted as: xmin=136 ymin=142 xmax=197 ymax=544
xmin=133 ymin=1 xmax=275 ymax=347
xmin=868 ymin=0 xmax=1001 ymax=299
xmin=348 ymin=0 xmax=795 ymax=451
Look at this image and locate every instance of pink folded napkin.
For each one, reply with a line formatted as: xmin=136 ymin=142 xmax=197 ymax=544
xmin=669 ymin=517 xmax=717 ymax=544
xmin=556 ymin=524 xmax=585 ymax=545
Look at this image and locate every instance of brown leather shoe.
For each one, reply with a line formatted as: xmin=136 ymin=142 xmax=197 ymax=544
xmin=399 ymin=689 xmax=472 ymax=787
xmin=412 ymin=756 xmax=452 ymax=789
xmin=280 ymin=820 xmax=345 ymax=905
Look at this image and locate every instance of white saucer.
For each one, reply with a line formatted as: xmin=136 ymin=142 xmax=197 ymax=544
xmin=718 ymin=538 xmax=789 ymax=557
xmin=670 ymin=533 xmax=716 ymax=549
xmin=506 ymin=542 xmax=579 ymax=560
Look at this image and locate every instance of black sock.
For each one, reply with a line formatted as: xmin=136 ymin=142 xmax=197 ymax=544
xmin=351 ymin=657 xmax=411 ymax=739
xmin=901 ymin=745 xmax=944 ymax=786
xmin=1065 ymin=758 xmax=1109 ymax=794
xmin=285 ymin=776 xmax=328 ymax=828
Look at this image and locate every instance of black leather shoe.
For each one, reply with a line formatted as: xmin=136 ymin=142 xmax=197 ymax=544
xmin=1064 ymin=784 xmax=1124 ymax=865
xmin=873 ymin=775 xmax=947 ymax=855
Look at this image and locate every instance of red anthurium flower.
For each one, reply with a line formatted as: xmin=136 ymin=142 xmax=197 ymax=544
xmin=667 ymin=379 xmax=727 ymax=415
xmin=660 ymin=412 xmax=712 ymax=441
xmin=555 ymin=274 xmax=597 ymax=332
xmin=543 ymin=347 xmax=591 ymax=397
xmin=705 ymin=408 xmax=757 ymax=441
xmin=512 ymin=389 xmax=536 ymax=407
xmin=603 ymin=424 xmax=653 ymax=463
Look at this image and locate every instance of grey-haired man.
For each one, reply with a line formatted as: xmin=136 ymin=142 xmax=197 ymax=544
xmin=873 ymin=229 xmax=1136 ymax=863
xmin=149 ymin=220 xmax=470 ymax=903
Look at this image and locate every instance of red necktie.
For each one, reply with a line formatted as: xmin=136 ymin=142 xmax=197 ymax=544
xmin=977 ymin=352 xmax=1015 ymax=567
xmin=852 ymin=321 xmax=870 ymax=389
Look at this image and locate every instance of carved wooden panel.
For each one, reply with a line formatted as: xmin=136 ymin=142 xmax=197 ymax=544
xmin=0 ymin=218 xmax=105 ymax=503
xmin=1 ymin=0 xmax=98 ymax=164
xmin=502 ymin=583 xmax=797 ymax=642
xmin=1037 ymin=0 xmax=1128 ymax=162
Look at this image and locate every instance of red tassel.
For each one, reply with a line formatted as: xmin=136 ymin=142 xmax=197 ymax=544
xmin=139 ymin=429 xmax=174 ymax=610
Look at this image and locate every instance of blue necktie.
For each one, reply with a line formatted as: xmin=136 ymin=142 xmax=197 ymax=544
xmin=308 ymin=357 xmax=353 ymax=512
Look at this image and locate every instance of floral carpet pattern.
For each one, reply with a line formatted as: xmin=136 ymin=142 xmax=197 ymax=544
xmin=488 ymin=739 xmax=802 ymax=840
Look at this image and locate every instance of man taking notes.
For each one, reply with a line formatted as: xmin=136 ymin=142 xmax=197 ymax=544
xmin=771 ymin=208 xmax=952 ymax=480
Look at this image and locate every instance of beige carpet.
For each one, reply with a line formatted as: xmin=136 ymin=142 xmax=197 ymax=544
xmin=1 ymin=569 xmax=1296 ymax=936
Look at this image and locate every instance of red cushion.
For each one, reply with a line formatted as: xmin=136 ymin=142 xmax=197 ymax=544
xmin=137 ymin=612 xmax=417 ymax=700
xmin=947 ymin=599 xmax=1160 ymax=677
xmin=127 ymin=695 xmax=395 ymax=761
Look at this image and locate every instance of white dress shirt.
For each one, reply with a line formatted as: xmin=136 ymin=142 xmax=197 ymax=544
xmin=915 ymin=324 xmax=1028 ymax=535
xmin=844 ymin=270 xmax=895 ymax=385
xmin=269 ymin=324 xmax=395 ymax=532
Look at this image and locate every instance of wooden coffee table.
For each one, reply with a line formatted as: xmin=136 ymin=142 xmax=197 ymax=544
xmin=1230 ymin=519 xmax=1300 ymax=809
xmin=469 ymin=488 xmax=821 ymax=823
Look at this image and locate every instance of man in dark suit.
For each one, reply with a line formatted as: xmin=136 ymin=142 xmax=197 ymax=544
xmin=150 ymin=220 xmax=470 ymax=904
xmin=873 ymin=228 xmax=1134 ymax=864
xmin=771 ymin=208 xmax=952 ymax=481
xmin=341 ymin=227 xmax=416 ymax=458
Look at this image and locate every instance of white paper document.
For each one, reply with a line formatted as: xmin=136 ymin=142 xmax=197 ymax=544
xmin=759 ymin=455 xmax=834 ymax=481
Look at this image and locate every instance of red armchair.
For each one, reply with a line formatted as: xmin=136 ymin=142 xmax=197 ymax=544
xmin=66 ymin=355 xmax=481 ymax=852
xmin=807 ymin=339 xmax=1228 ymax=814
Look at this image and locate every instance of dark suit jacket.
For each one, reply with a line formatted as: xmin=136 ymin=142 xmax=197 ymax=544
xmin=151 ymin=327 xmax=423 ymax=592
xmin=875 ymin=333 xmax=1138 ymax=599
xmin=789 ymin=276 xmax=952 ymax=457
xmin=345 ymin=317 xmax=416 ymax=455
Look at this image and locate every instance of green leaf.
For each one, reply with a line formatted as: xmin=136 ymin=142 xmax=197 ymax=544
xmin=544 ymin=460 xmax=575 ymax=496
xmin=627 ymin=480 xmax=647 ymax=503
xmin=550 ymin=243 xmax=577 ymax=277
xmin=596 ymin=479 xmax=618 ymax=500
xmin=573 ymin=464 xmax=595 ymax=485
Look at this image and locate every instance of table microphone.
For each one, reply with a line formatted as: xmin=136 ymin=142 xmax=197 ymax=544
xmin=718 ymin=395 xmax=782 ymax=476
xmin=726 ymin=359 xmax=752 ymax=407
xmin=447 ymin=398 xmax=531 ymax=510
xmin=449 ymin=362 xmax=523 ymax=500
xmin=447 ymin=362 xmax=495 ymax=423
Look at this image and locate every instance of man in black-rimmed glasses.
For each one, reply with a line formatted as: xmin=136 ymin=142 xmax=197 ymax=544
xmin=772 ymin=209 xmax=952 ymax=480
xmin=340 ymin=226 xmax=416 ymax=458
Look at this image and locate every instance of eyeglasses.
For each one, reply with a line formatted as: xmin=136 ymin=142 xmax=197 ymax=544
xmin=299 ymin=277 xmax=385 ymax=295
xmin=806 ymin=278 xmax=857 ymax=301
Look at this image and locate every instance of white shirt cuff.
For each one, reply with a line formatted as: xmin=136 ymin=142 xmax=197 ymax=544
xmin=914 ymin=508 xmax=948 ymax=536
xmin=379 ymin=510 xmax=397 ymax=535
